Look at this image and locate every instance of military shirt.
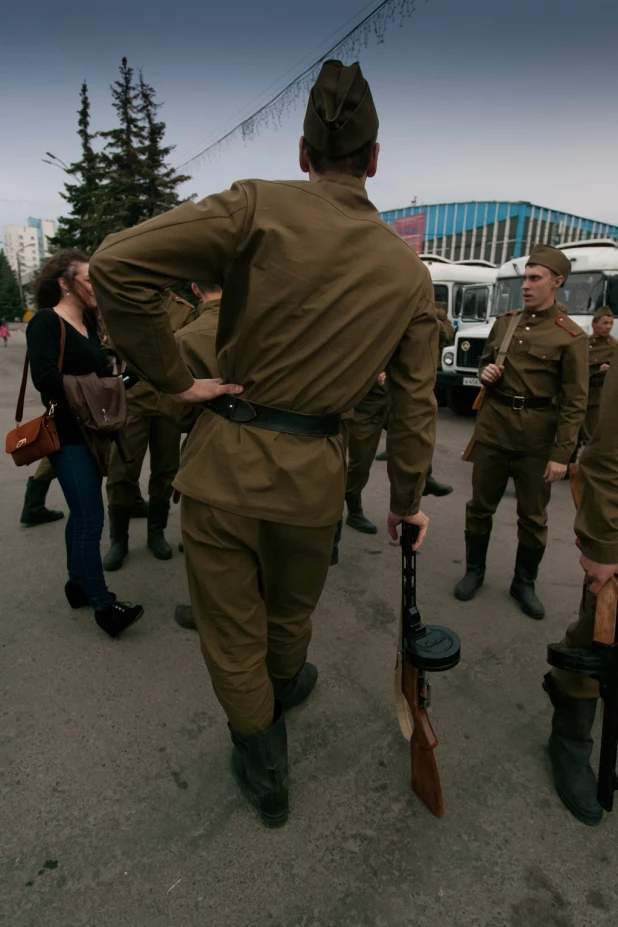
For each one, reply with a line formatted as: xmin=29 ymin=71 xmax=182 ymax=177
xmin=124 ymin=290 xmax=198 ymax=418
xmin=90 ymin=175 xmax=438 ymax=526
xmin=474 ymin=302 xmax=588 ymax=464
xmin=575 ymin=345 xmax=618 ymax=563
xmin=586 ymin=333 xmax=617 ymax=409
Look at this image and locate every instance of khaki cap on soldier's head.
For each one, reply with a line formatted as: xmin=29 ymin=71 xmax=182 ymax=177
xmin=526 ymin=244 xmax=571 ymax=280
xmin=593 ymin=305 xmax=613 ymax=322
xmin=303 ymin=59 xmax=379 ymax=158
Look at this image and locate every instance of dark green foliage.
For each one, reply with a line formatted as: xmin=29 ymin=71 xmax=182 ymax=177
xmin=0 ymin=250 xmax=23 ymax=319
xmin=49 ymin=59 xmax=192 ymax=250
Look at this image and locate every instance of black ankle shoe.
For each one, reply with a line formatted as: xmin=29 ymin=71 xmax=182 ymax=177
xmin=95 ymin=601 xmax=144 ymax=638
xmin=65 ymin=582 xmax=116 ymax=610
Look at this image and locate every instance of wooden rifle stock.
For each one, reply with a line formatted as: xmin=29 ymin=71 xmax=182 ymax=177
xmin=401 ymin=660 xmax=444 ymax=817
xmin=395 ymin=525 xmax=460 ymax=816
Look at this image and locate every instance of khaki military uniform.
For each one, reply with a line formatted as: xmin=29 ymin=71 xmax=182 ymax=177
xmin=581 ymin=333 xmax=617 ymax=443
xmin=467 ymin=303 xmax=588 ymax=548
xmin=346 ymin=306 xmax=453 ymax=497
xmin=91 ymin=175 xmax=438 ymax=733
xmin=551 ymin=345 xmax=618 ymax=698
xmin=106 ymin=291 xmax=197 ymax=507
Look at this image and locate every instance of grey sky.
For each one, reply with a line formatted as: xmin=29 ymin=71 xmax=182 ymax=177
xmin=1 ymin=0 xmax=617 ymax=243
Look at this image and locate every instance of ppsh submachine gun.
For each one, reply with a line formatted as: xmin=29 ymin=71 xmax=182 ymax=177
xmin=547 ymin=464 xmax=618 ymax=812
xmin=394 ymin=524 xmax=461 ymax=817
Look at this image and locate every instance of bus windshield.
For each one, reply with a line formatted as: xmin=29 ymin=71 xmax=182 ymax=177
xmin=493 ymin=272 xmax=605 ymax=316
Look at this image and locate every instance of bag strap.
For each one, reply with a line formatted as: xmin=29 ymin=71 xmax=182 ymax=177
xmin=16 ymin=314 xmax=67 ymax=425
xmin=495 ymin=310 xmax=522 ymax=368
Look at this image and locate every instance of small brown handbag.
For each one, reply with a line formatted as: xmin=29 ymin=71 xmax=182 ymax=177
xmin=5 ymin=318 xmax=66 ymax=467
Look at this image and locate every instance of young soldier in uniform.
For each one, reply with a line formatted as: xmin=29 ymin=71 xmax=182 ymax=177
xmin=581 ymin=306 xmax=616 ymax=444
xmin=103 ymin=289 xmax=197 ymax=570
xmin=543 ymin=344 xmax=618 ymax=825
xmin=90 ymin=60 xmax=438 ymax=827
xmin=454 ymin=245 xmax=589 ymax=619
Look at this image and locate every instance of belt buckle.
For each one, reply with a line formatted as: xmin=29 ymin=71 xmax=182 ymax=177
xmin=512 ymin=395 xmax=525 ymax=411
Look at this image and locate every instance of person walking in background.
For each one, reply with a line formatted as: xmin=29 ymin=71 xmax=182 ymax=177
xmin=0 ymin=322 xmax=9 ymax=347
xmin=26 ymin=250 xmax=143 ymax=638
xmin=581 ymin=306 xmax=616 ymax=445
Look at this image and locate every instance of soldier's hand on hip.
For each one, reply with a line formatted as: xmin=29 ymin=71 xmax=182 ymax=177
xmin=600 ymin=363 xmax=610 ymax=372
xmin=479 ymin=364 xmax=504 ymax=385
xmin=387 ymin=510 xmax=429 ymax=548
xmin=544 ymin=461 xmax=567 ymax=482
xmin=171 ymin=378 xmax=244 ymax=405
xmin=580 ymin=555 xmax=618 ymax=596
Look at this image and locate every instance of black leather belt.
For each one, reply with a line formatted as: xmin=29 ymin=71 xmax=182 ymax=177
xmin=207 ymin=395 xmax=341 ymax=437
xmin=488 ymin=389 xmax=555 ymax=411
xmin=589 ymin=372 xmax=606 ymax=388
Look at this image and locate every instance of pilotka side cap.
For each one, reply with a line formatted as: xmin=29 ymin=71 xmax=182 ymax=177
xmin=527 ymin=244 xmax=571 ymax=280
xmin=303 ymin=59 xmax=379 ymax=158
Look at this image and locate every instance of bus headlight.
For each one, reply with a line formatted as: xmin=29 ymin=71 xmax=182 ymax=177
xmin=443 ymin=350 xmax=454 ymax=366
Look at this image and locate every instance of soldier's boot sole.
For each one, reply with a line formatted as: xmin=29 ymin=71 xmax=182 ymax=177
xmin=345 ymin=513 xmax=378 ymax=534
xmin=454 ymin=570 xmax=484 ymax=601
xmin=103 ymin=541 xmax=129 ymax=572
xmin=509 ymin=581 xmax=545 ymax=619
xmin=147 ymin=535 xmax=173 ymax=560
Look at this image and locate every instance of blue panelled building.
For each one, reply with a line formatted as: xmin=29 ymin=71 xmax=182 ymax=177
xmin=378 ymin=201 xmax=618 ymax=265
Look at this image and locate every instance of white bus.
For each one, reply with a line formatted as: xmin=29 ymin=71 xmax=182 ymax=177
xmin=420 ymin=255 xmax=497 ymax=325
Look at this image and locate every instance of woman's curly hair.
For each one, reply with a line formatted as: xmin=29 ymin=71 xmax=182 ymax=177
xmin=34 ymin=249 xmax=90 ymax=311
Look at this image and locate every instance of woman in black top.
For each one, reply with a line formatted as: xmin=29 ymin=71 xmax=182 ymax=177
xmin=26 ymin=250 xmax=143 ymax=638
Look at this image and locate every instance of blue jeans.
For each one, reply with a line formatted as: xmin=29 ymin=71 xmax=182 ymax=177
xmin=49 ymin=444 xmax=113 ymax=611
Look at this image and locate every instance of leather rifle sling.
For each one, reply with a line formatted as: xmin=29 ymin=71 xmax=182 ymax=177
xmin=472 ymin=310 xmax=522 ymax=412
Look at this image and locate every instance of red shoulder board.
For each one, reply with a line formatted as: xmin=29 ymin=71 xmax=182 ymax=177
xmin=555 ymin=316 xmax=582 ymax=337
xmin=496 ymin=310 xmax=518 ymax=320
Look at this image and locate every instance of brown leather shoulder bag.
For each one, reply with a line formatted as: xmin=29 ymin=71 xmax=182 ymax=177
xmin=5 ymin=318 xmax=66 ymax=466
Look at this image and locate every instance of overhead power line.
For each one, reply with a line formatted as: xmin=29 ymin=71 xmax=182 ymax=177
xmin=176 ymin=0 xmax=423 ymax=172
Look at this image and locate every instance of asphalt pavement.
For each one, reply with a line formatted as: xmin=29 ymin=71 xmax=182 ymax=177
xmin=1 ymin=332 xmax=616 ymax=927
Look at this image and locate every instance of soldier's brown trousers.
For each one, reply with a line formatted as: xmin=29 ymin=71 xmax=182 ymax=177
xmin=181 ymin=497 xmax=337 ymax=733
xmin=466 ymin=442 xmax=551 ymax=549
xmin=551 ymin=583 xmax=601 ymax=699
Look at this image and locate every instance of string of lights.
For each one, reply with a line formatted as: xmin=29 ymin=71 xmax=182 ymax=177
xmin=175 ymin=0 xmax=422 ymax=171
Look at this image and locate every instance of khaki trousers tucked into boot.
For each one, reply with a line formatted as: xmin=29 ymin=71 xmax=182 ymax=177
xmin=181 ymin=496 xmax=337 ymax=734
xmin=551 ymin=583 xmax=601 ymax=699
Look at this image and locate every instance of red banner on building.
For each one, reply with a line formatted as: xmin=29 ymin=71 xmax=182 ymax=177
xmin=394 ymin=214 xmax=426 ymax=253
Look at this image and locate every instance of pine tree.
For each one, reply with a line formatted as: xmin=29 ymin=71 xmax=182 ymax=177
xmin=97 ymin=57 xmax=147 ymax=236
xmin=50 ymin=82 xmax=105 ymax=253
xmin=137 ymin=72 xmax=192 ymax=218
xmin=0 ymin=250 xmax=23 ymax=320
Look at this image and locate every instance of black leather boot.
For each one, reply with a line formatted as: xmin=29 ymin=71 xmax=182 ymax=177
xmin=229 ymin=701 xmax=289 ymax=828
xmin=95 ymin=600 xmax=144 ymax=638
xmin=330 ymin=518 xmax=342 ymax=565
xmin=174 ymin=604 xmax=196 ymax=629
xmin=147 ymin=497 xmax=173 ymax=560
xmin=103 ymin=506 xmax=131 ymax=571
xmin=272 ymin=662 xmax=318 ymax=710
xmin=543 ymin=673 xmax=603 ymax=826
xmin=422 ymin=465 xmax=453 ymax=497
xmin=454 ymin=532 xmax=490 ymax=600
xmin=20 ymin=476 xmax=64 ymax=526
xmin=345 ymin=492 xmax=377 ymax=534
xmin=130 ymin=497 xmax=149 ymax=518
xmin=510 ymin=544 xmax=545 ymax=619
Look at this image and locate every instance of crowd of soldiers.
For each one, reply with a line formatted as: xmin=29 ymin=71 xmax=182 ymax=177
xmin=19 ymin=60 xmax=618 ymax=832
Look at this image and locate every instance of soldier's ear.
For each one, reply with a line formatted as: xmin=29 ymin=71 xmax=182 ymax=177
xmin=299 ymin=137 xmax=311 ymax=175
xmin=366 ymin=142 xmax=380 ymax=179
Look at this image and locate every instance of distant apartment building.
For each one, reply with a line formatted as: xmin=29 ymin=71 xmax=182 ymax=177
xmin=3 ymin=217 xmax=56 ymax=279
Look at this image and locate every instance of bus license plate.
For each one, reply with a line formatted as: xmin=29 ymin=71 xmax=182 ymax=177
xmin=463 ymin=377 xmax=480 ymax=387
